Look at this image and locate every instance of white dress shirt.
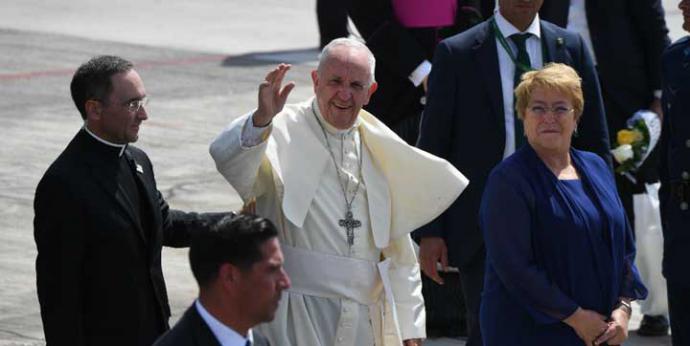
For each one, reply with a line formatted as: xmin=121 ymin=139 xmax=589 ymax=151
xmin=195 ymin=300 xmax=254 ymax=346
xmin=494 ymin=11 xmax=543 ymax=159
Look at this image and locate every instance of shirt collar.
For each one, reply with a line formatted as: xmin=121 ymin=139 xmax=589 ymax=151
xmin=83 ymin=124 xmax=128 ymax=157
xmin=195 ymin=300 xmax=253 ymax=346
xmin=494 ymin=10 xmax=541 ymax=39
xmin=311 ymin=97 xmax=361 ymax=136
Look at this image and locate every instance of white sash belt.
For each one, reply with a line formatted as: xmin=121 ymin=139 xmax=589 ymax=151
xmin=281 ymin=245 xmax=403 ymax=346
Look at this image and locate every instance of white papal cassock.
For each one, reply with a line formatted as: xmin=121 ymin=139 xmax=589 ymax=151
xmin=210 ymin=98 xmax=468 ymax=346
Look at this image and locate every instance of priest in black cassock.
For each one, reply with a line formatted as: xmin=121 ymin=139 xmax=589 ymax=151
xmin=33 ymin=55 xmax=230 ymax=346
xmin=349 ymin=0 xmax=483 ymax=145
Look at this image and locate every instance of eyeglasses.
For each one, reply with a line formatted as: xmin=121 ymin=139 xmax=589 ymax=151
xmin=528 ymin=105 xmax=574 ymax=118
xmin=124 ymin=97 xmax=149 ymax=113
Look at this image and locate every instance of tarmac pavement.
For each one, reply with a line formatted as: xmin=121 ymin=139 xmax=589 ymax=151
xmin=0 ymin=0 xmax=683 ymax=345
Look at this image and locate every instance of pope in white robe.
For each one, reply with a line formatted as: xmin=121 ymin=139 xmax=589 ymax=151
xmin=209 ymin=38 xmax=468 ymax=346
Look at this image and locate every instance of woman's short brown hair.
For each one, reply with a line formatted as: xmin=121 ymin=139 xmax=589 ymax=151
xmin=514 ymin=63 xmax=584 ymax=122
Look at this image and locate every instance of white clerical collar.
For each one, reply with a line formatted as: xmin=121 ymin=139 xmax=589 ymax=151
xmin=83 ymin=124 xmax=127 ymax=157
xmin=311 ymin=98 xmax=361 ymax=136
xmin=494 ymin=10 xmax=541 ymax=39
xmin=194 ymin=299 xmax=253 ymax=346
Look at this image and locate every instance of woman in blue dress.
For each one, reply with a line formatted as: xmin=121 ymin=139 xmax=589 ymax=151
xmin=479 ymin=63 xmax=647 ymax=346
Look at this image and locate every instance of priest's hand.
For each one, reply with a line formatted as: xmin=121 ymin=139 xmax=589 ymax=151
xmin=419 ymin=236 xmax=448 ymax=285
xmin=254 ymin=63 xmax=295 ymax=127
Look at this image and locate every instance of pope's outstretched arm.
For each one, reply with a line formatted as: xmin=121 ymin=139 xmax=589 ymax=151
xmin=210 ymin=64 xmax=295 ymax=201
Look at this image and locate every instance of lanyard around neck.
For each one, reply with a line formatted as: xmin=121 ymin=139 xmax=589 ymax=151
xmin=490 ymin=18 xmax=533 ymax=74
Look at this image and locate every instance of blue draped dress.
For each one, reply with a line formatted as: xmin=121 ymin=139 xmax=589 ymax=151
xmin=479 ymin=145 xmax=647 ymax=345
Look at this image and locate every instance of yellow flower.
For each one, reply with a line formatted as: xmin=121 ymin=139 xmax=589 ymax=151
xmin=617 ymin=129 xmax=643 ymax=145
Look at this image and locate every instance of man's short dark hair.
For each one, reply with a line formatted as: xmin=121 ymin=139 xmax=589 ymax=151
xmin=189 ymin=214 xmax=279 ymax=287
xmin=70 ymin=55 xmax=134 ymax=120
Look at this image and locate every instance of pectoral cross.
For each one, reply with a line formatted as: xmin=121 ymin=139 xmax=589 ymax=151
xmin=339 ymin=210 xmax=361 ymax=246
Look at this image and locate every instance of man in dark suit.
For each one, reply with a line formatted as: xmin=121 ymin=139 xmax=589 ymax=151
xmin=659 ymin=1 xmax=690 ymax=343
xmin=539 ymin=1 xmax=672 ymax=334
xmin=317 ymin=0 xmax=350 ymax=49
xmin=34 ymin=55 xmax=229 ymax=346
xmin=415 ymin=0 xmax=610 ymax=344
xmin=348 ymin=0 xmax=483 ymax=144
xmin=154 ymin=214 xmax=290 ymax=346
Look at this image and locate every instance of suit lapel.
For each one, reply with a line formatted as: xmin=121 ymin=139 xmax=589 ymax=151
xmin=540 ymin=21 xmax=570 ymax=65
xmin=184 ymin=306 xmax=222 ymax=346
xmin=473 ymin=20 xmax=505 ymax=139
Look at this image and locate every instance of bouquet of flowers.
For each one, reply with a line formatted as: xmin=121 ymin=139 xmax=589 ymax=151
xmin=610 ymin=110 xmax=661 ymax=183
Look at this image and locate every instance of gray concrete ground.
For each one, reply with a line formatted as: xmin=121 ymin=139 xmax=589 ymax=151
xmin=0 ymin=0 xmax=683 ymax=345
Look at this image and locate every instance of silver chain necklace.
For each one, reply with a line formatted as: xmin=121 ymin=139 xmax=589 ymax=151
xmin=311 ymin=107 xmax=363 ymax=247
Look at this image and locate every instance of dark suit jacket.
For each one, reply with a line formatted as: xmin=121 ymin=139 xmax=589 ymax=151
xmin=348 ymin=0 xmax=484 ymax=133
xmin=154 ymin=304 xmax=270 ymax=346
xmin=415 ymin=19 xmax=611 ymax=267
xmin=659 ymin=37 xmax=690 ymax=285
xmin=540 ymin=0 xmax=670 ymax=183
xmin=34 ymin=129 xmax=227 ymax=346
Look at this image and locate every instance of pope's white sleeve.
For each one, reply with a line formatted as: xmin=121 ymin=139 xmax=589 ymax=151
xmin=209 ymin=112 xmax=272 ymax=201
xmin=241 ymin=113 xmax=273 ymax=148
xmin=382 ymin=234 xmax=426 ymax=340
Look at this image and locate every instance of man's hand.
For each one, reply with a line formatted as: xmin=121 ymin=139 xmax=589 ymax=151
xmin=253 ymin=63 xmax=295 ymax=127
xmin=563 ymin=307 xmax=608 ymax=345
xmin=403 ymin=338 xmax=422 ymax=346
xmin=419 ymin=237 xmax=448 ymax=285
xmin=594 ymin=308 xmax=630 ymax=345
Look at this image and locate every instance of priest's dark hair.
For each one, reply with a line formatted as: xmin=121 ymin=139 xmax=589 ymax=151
xmin=70 ymin=55 xmax=134 ymax=120
xmin=189 ymin=213 xmax=279 ymax=287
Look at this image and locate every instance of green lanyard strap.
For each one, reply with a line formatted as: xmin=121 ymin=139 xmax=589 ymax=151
xmin=490 ymin=18 xmax=533 ymax=74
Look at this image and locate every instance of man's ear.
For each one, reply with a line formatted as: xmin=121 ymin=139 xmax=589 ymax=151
xmin=364 ymin=82 xmax=378 ymax=105
xmin=368 ymin=81 xmax=378 ymax=96
xmin=219 ymin=262 xmax=241 ymax=289
xmin=84 ymin=100 xmax=103 ymax=121
xmin=311 ymin=70 xmax=319 ymax=91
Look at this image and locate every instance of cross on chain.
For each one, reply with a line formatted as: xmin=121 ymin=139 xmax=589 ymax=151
xmin=338 ymin=210 xmax=361 ymax=246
